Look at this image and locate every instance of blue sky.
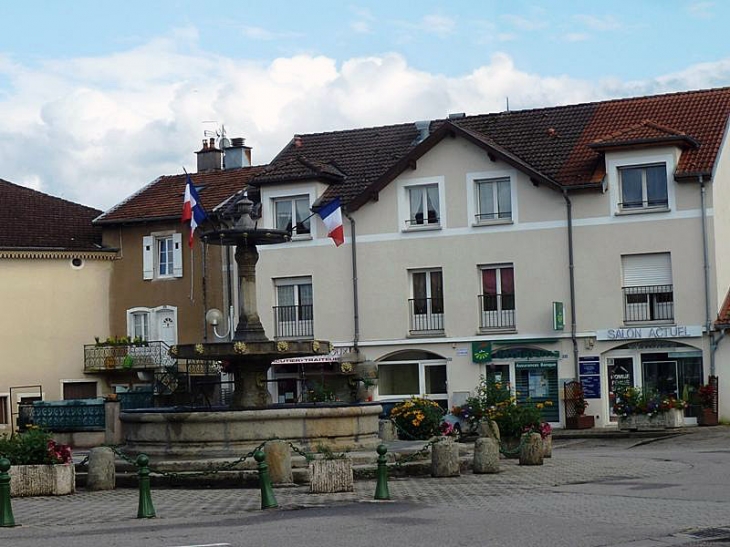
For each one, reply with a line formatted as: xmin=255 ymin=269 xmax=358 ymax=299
xmin=1 ymin=1 xmax=729 ymax=209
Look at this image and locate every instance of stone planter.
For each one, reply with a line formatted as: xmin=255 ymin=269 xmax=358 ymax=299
xmin=664 ymin=408 xmax=685 ymax=428
xmin=9 ymin=463 xmax=75 ymax=497
xmin=431 ymin=437 xmax=460 ymax=477
xmin=617 ymin=415 xmax=637 ymax=431
xmin=542 ymin=434 xmax=552 ymax=458
xmin=309 ymin=458 xmax=354 ymax=493
xmin=519 ymin=432 xmax=544 ymax=466
xmin=635 ymin=414 xmax=666 ymax=431
xmin=501 ymin=436 xmax=522 ymax=459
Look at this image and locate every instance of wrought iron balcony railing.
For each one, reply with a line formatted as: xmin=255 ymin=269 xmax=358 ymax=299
xmin=409 ymin=297 xmax=445 ymax=333
xmin=18 ymin=398 xmax=105 ymax=432
xmin=84 ymin=340 xmax=175 ymax=372
xmin=273 ymin=305 xmax=314 ymax=339
xmin=479 ymin=294 xmax=516 ymax=330
xmin=623 ymin=284 xmax=674 ymax=322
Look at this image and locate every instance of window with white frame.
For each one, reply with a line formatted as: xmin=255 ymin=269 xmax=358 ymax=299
xmin=142 ymin=233 xmax=182 ymax=280
xmin=130 ymin=311 xmax=150 ymax=340
xmin=377 ymin=351 xmax=447 ymax=403
xmin=407 ymin=184 xmax=440 ymax=227
xmin=622 ymin=253 xmax=673 ymax=323
xmin=126 ymin=306 xmax=178 ymax=345
xmin=274 ymin=277 xmax=314 ymax=339
xmin=476 ymin=177 xmax=511 ymax=222
xmin=479 ymin=265 xmax=516 ymax=330
xmin=619 ymin=164 xmax=668 ymax=211
xmin=274 ymin=196 xmax=311 ymax=237
xmin=409 ymin=269 xmax=444 ymax=332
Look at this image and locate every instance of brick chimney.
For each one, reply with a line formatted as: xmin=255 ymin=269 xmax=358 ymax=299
xmin=196 ymin=138 xmax=223 ymax=172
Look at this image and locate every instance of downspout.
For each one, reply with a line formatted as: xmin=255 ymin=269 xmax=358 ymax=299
xmin=699 ymin=176 xmax=715 ymax=376
xmin=563 ymin=189 xmax=579 ymax=378
xmin=342 ymin=209 xmax=360 ymax=352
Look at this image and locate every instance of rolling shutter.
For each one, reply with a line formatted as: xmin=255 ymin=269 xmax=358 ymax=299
xmin=622 ymin=253 xmax=672 ymax=287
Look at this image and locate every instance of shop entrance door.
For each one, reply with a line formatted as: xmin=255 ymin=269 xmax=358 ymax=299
xmin=642 ymin=360 xmax=679 ymax=398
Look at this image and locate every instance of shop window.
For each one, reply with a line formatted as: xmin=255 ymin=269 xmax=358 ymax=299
xmin=378 ymin=350 xmax=447 ymax=402
xmin=515 ymin=362 xmax=559 ymax=422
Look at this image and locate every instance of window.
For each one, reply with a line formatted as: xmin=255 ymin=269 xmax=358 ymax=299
xmin=622 ymin=253 xmax=673 ymax=322
xmin=126 ymin=306 xmax=178 ymax=345
xmin=409 ymin=269 xmax=444 ymax=332
xmin=0 ymin=396 xmax=8 ymax=425
xmin=142 ymin=233 xmax=182 ymax=280
xmin=378 ymin=351 xmax=447 ymax=403
xmin=480 ymin=265 xmax=515 ymax=330
xmin=476 ymin=177 xmax=511 ymax=222
xmin=131 ymin=311 xmax=150 ymax=340
xmin=619 ymin=164 xmax=668 ymax=211
xmin=63 ymin=382 xmax=97 ymax=400
xmin=274 ymin=196 xmax=311 ymax=237
xmin=407 ymin=184 xmax=440 ymax=227
xmin=274 ymin=277 xmax=314 ymax=339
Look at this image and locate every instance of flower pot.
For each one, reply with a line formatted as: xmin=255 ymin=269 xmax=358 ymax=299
xmin=9 ymin=463 xmax=75 ymax=497
xmin=698 ymin=408 xmax=719 ymax=426
xmin=664 ymin=408 xmax=685 ymax=428
xmin=635 ymin=414 xmax=666 ymax=431
xmin=566 ymin=415 xmax=595 ymax=430
xmin=309 ymin=458 xmax=353 ymax=493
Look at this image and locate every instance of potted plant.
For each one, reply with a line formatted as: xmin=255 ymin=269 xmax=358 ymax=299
xmin=0 ymin=427 xmax=75 ymax=497
xmin=389 ymin=397 xmax=444 ymax=440
xmin=697 ymin=384 xmax=718 ymax=426
xmin=566 ymin=382 xmax=595 ymax=429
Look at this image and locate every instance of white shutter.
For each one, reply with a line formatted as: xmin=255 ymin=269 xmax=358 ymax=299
xmin=142 ymin=236 xmax=154 ymax=280
xmin=622 ymin=253 xmax=672 ymax=287
xmin=172 ymin=233 xmax=183 ymax=278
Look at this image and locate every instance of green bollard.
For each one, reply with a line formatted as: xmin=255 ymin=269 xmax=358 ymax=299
xmin=0 ymin=457 xmax=16 ymax=527
xmin=136 ymin=454 xmax=156 ymax=519
xmin=374 ymin=444 xmax=391 ymax=500
xmin=254 ymin=450 xmax=278 ymax=510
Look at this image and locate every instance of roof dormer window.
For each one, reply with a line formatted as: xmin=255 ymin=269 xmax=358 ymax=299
xmin=618 ymin=163 xmax=668 ymax=212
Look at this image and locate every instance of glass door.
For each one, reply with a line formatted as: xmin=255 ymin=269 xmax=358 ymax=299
xmin=607 ymin=357 xmax=635 ymax=422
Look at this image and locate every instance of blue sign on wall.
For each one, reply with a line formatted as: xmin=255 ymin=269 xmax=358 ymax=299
xmin=579 ymin=361 xmax=600 ymax=376
xmin=581 ymin=375 xmax=601 ymax=399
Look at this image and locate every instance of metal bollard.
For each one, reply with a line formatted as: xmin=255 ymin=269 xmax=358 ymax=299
xmin=254 ymin=450 xmax=278 ymax=510
xmin=136 ymin=454 xmax=156 ymax=519
xmin=0 ymin=457 xmax=16 ymax=527
xmin=374 ymin=444 xmax=391 ymax=500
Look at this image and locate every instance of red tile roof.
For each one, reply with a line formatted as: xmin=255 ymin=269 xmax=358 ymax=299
xmin=0 ymin=178 xmax=103 ymax=251
xmin=95 ymin=166 xmax=266 ymax=224
xmin=717 ymin=289 xmax=730 ymax=328
xmin=253 ymin=86 xmax=730 ymax=210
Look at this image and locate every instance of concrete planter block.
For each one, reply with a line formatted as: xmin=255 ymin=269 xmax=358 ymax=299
xmin=431 ymin=437 xmax=460 ymax=477
xmin=618 ymin=415 xmax=637 ymax=431
xmin=86 ymin=447 xmax=116 ymax=491
xmin=473 ymin=437 xmax=500 ymax=474
xmin=10 ymin=464 xmax=75 ymax=497
xmin=519 ymin=433 xmax=544 ymax=466
xmin=309 ymin=458 xmax=354 ymax=493
xmin=665 ymin=408 xmax=685 ymax=428
xmin=542 ymin=434 xmax=552 ymax=458
xmin=635 ymin=414 xmax=666 ymax=431
xmin=265 ymin=440 xmax=293 ymax=485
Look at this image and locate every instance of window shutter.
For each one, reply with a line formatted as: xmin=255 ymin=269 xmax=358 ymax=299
xmin=622 ymin=253 xmax=672 ymax=287
xmin=172 ymin=233 xmax=183 ymax=278
xmin=142 ymin=236 xmax=154 ymax=280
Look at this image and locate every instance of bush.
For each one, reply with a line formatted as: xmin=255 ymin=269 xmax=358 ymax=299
xmin=0 ymin=427 xmax=72 ymax=465
xmin=390 ymin=397 xmax=444 ymax=440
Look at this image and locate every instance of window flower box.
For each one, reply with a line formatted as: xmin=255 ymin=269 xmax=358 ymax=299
xmin=9 ymin=463 xmax=75 ymax=497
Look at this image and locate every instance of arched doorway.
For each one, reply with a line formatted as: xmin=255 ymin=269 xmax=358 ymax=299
xmin=376 ymin=350 xmax=448 ymax=409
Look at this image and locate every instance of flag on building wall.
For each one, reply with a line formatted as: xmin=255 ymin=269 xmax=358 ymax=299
xmin=181 ymin=173 xmax=207 ymax=247
xmin=317 ymin=198 xmax=344 ymax=246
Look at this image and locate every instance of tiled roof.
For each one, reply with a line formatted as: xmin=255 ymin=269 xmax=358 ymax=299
xmin=253 ymin=86 xmax=730 ymax=209
xmin=254 ymin=156 xmax=346 ymax=184
xmin=95 ymin=166 xmax=266 ymax=224
xmin=0 ymin=178 xmax=102 ymax=250
xmin=716 ymin=288 xmax=730 ymax=328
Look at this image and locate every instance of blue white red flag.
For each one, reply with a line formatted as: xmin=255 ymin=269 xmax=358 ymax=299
xmin=317 ymin=198 xmax=344 ymax=246
xmin=181 ymin=174 xmax=207 ymax=247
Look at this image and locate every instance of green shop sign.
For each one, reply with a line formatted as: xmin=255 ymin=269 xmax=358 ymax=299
xmin=472 ymin=342 xmax=492 ymax=363
xmin=492 ymin=347 xmax=560 ymax=360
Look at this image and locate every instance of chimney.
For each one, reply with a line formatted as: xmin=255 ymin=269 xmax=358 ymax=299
xmin=293 ymin=135 xmax=303 ymax=148
xmin=196 ymin=137 xmax=223 ymax=172
xmin=414 ymin=120 xmax=430 ymax=143
xmin=222 ymin=137 xmax=252 ymax=169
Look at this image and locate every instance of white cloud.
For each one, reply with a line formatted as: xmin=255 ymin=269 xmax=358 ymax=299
xmin=392 ymin=14 xmax=456 ymax=38
xmin=350 ymin=5 xmax=374 ymax=33
xmin=501 ymin=13 xmax=548 ymax=31
xmin=0 ymin=31 xmax=729 ymax=211
xmin=687 ymin=1 xmax=715 ymax=18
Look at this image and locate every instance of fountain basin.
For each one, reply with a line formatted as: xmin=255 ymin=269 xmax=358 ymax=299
xmin=120 ymin=403 xmax=383 ymax=459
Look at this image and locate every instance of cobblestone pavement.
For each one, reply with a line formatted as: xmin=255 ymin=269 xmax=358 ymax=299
xmin=8 ymin=448 xmax=708 ymax=529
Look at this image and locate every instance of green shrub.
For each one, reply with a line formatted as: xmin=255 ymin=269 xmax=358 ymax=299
xmin=390 ymin=397 xmax=444 ymax=440
xmin=0 ymin=427 xmax=72 ymax=465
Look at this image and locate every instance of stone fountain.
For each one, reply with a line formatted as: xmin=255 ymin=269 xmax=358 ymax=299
xmin=119 ymin=193 xmax=381 ymax=460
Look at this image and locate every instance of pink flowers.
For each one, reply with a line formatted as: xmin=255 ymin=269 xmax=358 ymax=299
xmin=47 ymin=440 xmax=72 ymax=464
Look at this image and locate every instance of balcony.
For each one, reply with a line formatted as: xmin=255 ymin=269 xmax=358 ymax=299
xmin=273 ymin=305 xmax=314 ymax=339
xmin=84 ymin=341 xmax=175 ymax=373
xmin=479 ymin=294 xmax=516 ymax=330
xmin=623 ymin=285 xmax=674 ymax=323
xmin=409 ymin=298 xmax=444 ymax=334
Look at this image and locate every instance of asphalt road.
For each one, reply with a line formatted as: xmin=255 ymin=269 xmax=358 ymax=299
xmin=4 ymin=427 xmax=730 ymax=547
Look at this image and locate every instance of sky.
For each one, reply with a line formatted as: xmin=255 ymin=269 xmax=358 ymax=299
xmin=2 ymin=1 xmax=730 ymax=211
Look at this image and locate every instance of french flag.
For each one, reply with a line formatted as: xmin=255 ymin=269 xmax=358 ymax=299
xmin=317 ymin=198 xmax=344 ymax=247
xmin=181 ymin=174 xmax=207 ymax=247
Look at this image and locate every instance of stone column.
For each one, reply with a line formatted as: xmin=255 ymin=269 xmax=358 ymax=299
xmin=233 ymin=244 xmax=267 ymax=342
xmin=86 ymin=447 xmax=116 ymax=491
xmin=431 ymin=438 xmax=460 ymax=477
xmin=265 ymin=441 xmax=293 ymax=485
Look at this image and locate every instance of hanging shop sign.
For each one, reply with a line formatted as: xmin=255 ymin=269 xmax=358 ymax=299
xmin=472 ymin=341 xmax=492 ymax=363
xmin=553 ymin=302 xmax=564 ymax=331
xmin=596 ymin=325 xmax=702 ymax=341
